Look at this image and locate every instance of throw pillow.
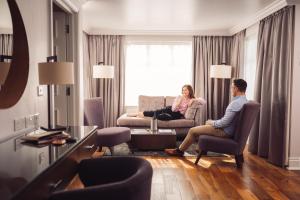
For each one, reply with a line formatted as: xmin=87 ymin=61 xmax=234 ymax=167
xmin=184 ymin=98 xmax=206 ymax=120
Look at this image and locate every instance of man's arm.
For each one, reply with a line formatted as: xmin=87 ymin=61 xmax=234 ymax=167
xmin=212 ymin=107 xmax=236 ymax=128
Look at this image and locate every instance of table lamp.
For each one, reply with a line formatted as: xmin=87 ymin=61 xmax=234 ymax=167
xmin=38 ymin=56 xmax=74 ymax=131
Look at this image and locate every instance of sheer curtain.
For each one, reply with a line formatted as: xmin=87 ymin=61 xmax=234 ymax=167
xmin=193 ymin=30 xmax=246 ymax=123
xmin=84 ymin=35 xmax=125 ymax=127
xmin=248 ymin=6 xmax=294 ymax=167
xmin=125 ymin=41 xmax=192 ymax=106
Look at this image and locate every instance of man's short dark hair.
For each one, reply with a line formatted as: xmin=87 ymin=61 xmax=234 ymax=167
xmin=233 ymin=79 xmax=247 ymax=92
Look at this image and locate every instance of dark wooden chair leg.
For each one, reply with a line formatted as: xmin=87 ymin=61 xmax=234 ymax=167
xmin=195 ymin=150 xmax=206 ymax=165
xmin=235 ymin=154 xmax=244 ymax=168
xmin=109 ymin=146 xmax=114 ymax=155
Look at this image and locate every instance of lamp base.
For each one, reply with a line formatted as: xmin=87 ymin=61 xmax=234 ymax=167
xmin=40 ymin=125 xmax=66 ymax=132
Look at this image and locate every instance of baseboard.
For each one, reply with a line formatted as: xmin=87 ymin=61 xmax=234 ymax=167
xmin=288 ymin=157 xmax=300 ymax=170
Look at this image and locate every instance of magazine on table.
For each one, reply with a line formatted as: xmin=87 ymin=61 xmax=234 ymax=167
xmin=21 ymin=129 xmax=70 ymax=144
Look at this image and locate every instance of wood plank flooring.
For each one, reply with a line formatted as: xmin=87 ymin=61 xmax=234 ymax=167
xmin=145 ymin=152 xmax=300 ymax=200
xmin=67 ymin=150 xmax=300 ymax=200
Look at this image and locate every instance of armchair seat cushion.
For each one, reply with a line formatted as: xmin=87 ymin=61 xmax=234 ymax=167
xmin=198 ymin=135 xmax=239 ymax=155
xmin=97 ymin=127 xmax=131 ymax=147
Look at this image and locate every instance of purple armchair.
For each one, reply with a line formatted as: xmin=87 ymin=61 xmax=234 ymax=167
xmin=50 ymin=157 xmax=153 ymax=200
xmin=84 ymin=98 xmax=131 ymax=154
xmin=195 ymin=101 xmax=260 ymax=168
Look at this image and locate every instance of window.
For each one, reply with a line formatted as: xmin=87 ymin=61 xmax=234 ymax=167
xmin=125 ymin=39 xmax=192 ymax=106
xmin=244 ymin=26 xmax=258 ymax=100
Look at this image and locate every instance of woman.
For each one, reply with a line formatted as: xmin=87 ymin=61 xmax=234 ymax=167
xmin=143 ymin=85 xmax=195 ymax=121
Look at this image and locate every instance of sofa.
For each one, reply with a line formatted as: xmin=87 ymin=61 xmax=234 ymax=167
xmin=117 ymin=95 xmax=206 ymax=138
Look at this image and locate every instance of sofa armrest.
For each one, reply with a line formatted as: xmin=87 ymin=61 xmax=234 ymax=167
xmin=193 ymin=107 xmax=205 ymax=126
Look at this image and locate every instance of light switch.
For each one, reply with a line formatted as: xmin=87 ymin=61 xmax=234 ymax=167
xmin=37 ymin=86 xmax=44 ymax=96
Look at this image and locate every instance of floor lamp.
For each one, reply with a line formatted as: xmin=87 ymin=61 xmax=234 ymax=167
xmin=93 ymin=62 xmax=114 ymax=79
xmin=38 ymin=56 xmax=74 ymax=131
xmin=210 ymin=63 xmax=232 ymax=115
xmin=210 ymin=64 xmax=232 ymax=79
xmin=92 ymin=62 xmax=114 ymax=125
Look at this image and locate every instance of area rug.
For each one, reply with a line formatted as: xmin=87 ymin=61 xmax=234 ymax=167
xmin=103 ymin=141 xmax=225 ymax=157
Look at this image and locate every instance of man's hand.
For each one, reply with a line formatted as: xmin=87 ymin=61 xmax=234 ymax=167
xmin=205 ymin=120 xmax=214 ymax=126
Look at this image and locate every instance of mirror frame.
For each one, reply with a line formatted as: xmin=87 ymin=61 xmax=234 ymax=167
xmin=0 ymin=0 xmax=29 ymax=109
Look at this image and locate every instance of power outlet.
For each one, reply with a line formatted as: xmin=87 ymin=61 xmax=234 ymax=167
xmin=25 ymin=115 xmax=35 ymax=128
xmin=14 ymin=118 xmax=26 ymax=131
xmin=37 ymin=86 xmax=44 ymax=96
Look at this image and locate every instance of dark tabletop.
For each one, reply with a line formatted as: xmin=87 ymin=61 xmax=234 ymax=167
xmin=0 ymin=126 xmax=97 ymax=200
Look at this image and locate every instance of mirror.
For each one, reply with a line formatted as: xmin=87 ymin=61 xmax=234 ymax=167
xmin=0 ymin=0 xmax=13 ymax=85
xmin=0 ymin=0 xmax=29 ymax=109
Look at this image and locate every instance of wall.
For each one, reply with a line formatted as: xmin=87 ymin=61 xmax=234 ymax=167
xmin=288 ymin=4 xmax=300 ymax=170
xmin=0 ymin=0 xmax=50 ymax=142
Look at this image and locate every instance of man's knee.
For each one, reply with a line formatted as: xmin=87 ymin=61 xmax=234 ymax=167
xmin=189 ymin=125 xmax=212 ymax=135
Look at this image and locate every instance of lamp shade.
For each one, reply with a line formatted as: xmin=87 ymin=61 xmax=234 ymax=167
xmin=210 ymin=65 xmax=232 ymax=79
xmin=93 ymin=64 xmax=114 ymax=79
xmin=38 ymin=62 xmax=74 ymax=85
xmin=0 ymin=62 xmax=10 ymax=85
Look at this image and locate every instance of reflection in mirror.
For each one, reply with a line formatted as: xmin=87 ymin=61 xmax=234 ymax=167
xmin=0 ymin=0 xmax=13 ymax=89
xmin=0 ymin=0 xmax=29 ymax=109
xmin=0 ymin=55 xmax=12 ymax=86
xmin=0 ymin=0 xmax=13 ymax=54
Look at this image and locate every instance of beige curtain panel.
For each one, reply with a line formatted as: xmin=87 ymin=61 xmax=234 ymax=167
xmin=84 ymin=34 xmax=125 ymax=127
xmin=248 ymin=6 xmax=294 ymax=167
xmin=193 ymin=30 xmax=245 ymax=123
xmin=0 ymin=34 xmax=13 ymax=56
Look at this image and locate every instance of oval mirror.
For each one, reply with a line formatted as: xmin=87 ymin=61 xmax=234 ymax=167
xmin=0 ymin=0 xmax=29 ymax=109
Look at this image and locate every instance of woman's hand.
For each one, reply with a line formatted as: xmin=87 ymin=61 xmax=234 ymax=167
xmin=172 ymin=96 xmax=182 ymax=111
xmin=175 ymin=96 xmax=183 ymax=107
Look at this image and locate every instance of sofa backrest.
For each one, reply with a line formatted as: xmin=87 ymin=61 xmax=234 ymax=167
xmin=138 ymin=95 xmax=165 ymax=112
xmin=165 ymin=96 xmax=176 ymax=107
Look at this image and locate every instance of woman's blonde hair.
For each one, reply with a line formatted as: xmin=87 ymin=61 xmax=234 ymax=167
xmin=182 ymin=84 xmax=195 ymax=98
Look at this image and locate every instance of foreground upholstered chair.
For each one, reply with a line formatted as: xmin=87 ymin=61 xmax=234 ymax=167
xmin=50 ymin=157 xmax=153 ymax=200
xmin=84 ymin=98 xmax=131 ymax=154
xmin=195 ymin=101 xmax=260 ymax=168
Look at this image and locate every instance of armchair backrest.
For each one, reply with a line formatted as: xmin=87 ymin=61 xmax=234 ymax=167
xmin=84 ymin=97 xmax=104 ymax=129
xmin=233 ymin=101 xmax=260 ymax=154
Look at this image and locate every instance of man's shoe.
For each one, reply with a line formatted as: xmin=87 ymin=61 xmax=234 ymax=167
xmin=165 ymin=148 xmax=184 ymax=157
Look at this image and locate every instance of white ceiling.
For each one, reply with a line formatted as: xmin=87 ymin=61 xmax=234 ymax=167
xmin=82 ymin=0 xmax=279 ymax=35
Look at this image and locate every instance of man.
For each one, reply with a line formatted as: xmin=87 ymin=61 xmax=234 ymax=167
xmin=165 ymin=79 xmax=248 ymax=156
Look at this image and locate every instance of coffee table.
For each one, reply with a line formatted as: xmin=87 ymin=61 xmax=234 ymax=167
xmin=130 ymin=129 xmax=176 ymax=150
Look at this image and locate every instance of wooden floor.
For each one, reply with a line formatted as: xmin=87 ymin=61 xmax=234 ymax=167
xmin=145 ymin=152 xmax=300 ymax=200
xmin=68 ymin=150 xmax=300 ymax=200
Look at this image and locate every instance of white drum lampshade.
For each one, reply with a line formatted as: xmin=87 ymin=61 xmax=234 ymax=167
xmin=210 ymin=64 xmax=232 ymax=79
xmin=93 ymin=64 xmax=114 ymax=79
xmin=0 ymin=62 xmax=10 ymax=85
xmin=38 ymin=62 xmax=74 ymax=85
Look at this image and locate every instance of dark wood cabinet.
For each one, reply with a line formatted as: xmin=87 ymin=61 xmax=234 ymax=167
xmin=0 ymin=126 xmax=97 ymax=200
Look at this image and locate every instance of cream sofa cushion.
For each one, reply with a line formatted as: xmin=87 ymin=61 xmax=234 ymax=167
xmin=138 ymin=95 xmax=165 ymax=112
xmin=165 ymin=96 xmax=176 ymax=106
xmin=117 ymin=114 xmax=195 ymax=128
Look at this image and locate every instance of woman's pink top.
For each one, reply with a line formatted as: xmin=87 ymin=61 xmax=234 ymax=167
xmin=171 ymin=96 xmax=191 ymax=115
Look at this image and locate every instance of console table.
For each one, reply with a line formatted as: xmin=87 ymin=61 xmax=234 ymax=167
xmin=0 ymin=126 xmax=97 ymax=200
